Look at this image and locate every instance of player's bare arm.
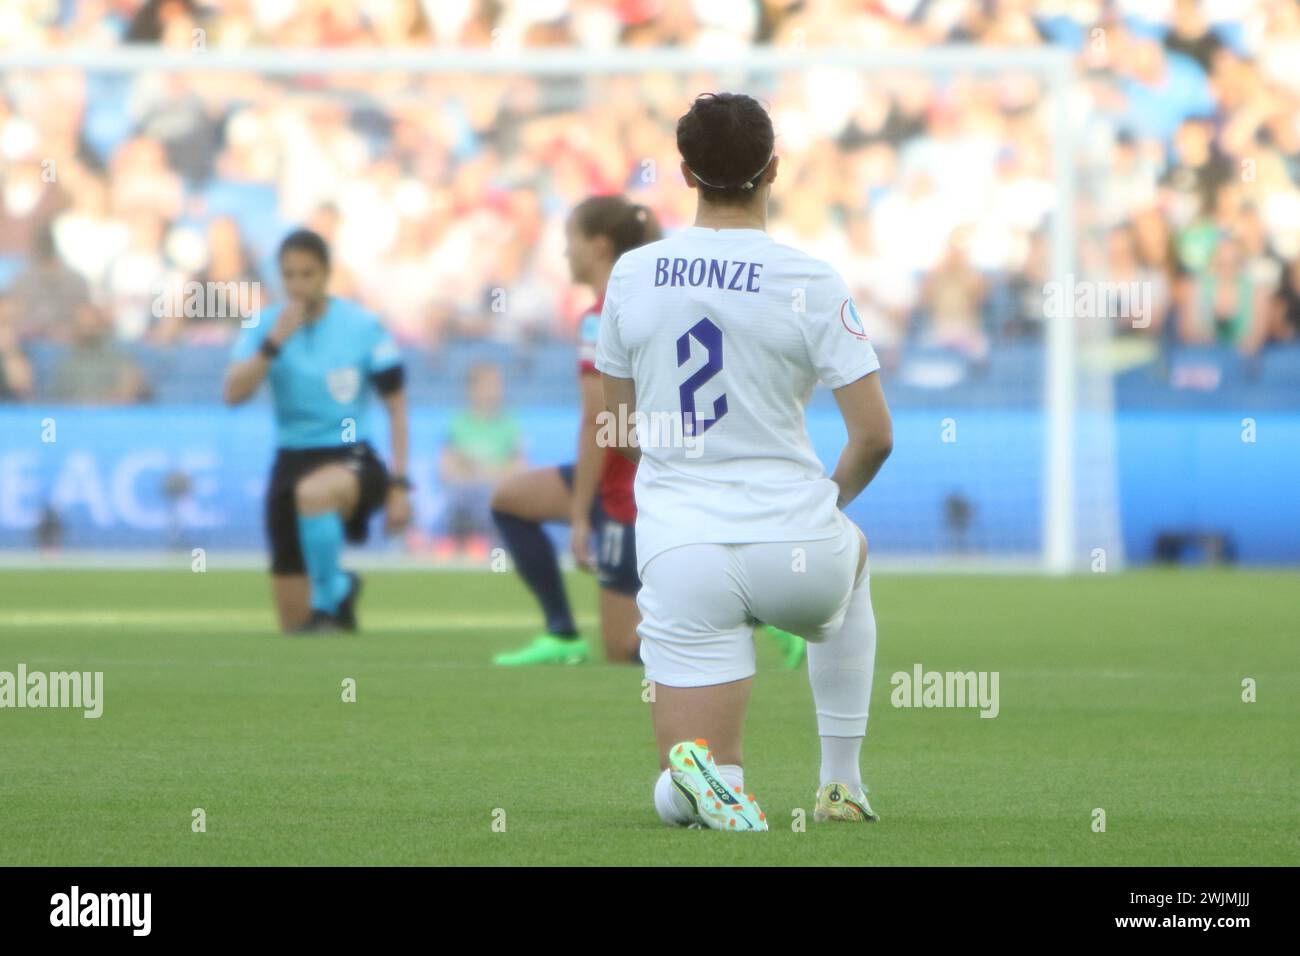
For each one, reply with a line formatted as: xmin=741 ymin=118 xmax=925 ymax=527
xmin=829 ymin=372 xmax=893 ymax=509
xmin=222 ymin=301 xmax=305 ymax=405
xmin=600 ymin=373 xmax=640 ymax=464
xmin=380 ymin=385 xmax=411 ymax=535
xmin=569 ymin=372 xmax=605 ymax=569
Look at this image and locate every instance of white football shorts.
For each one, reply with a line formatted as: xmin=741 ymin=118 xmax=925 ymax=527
xmin=637 ymin=512 xmax=862 ymax=688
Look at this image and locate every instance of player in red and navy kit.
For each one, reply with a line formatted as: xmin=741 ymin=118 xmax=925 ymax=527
xmin=489 ymin=196 xmax=660 ymax=665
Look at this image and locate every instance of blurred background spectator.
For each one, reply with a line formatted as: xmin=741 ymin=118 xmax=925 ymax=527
xmin=47 ymin=303 xmax=147 ymax=405
xmin=0 ymin=296 xmax=34 ymax=401
xmin=0 ymin=0 xmax=1296 ymax=404
xmin=9 ymin=225 xmax=91 ymax=344
xmin=436 ymin=362 xmax=523 ymax=558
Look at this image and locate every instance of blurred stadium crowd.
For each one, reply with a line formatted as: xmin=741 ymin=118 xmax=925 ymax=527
xmin=1 ymin=0 xmax=1299 ymax=405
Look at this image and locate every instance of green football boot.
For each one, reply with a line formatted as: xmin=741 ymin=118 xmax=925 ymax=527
xmin=492 ymin=633 xmax=589 ymax=666
xmin=763 ymin=625 xmax=806 ymax=668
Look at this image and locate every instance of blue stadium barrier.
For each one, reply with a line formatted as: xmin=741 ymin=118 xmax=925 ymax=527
xmin=22 ymin=340 xmax=1300 ymax=410
xmin=0 ymin=403 xmax=1295 ymax=563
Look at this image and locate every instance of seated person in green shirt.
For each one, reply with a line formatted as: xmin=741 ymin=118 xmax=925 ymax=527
xmin=1181 ymin=235 xmax=1269 ymax=355
xmin=439 ymin=362 xmax=523 ymax=555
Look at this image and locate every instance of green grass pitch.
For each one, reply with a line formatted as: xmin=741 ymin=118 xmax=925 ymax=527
xmin=0 ymin=567 xmax=1295 ymax=866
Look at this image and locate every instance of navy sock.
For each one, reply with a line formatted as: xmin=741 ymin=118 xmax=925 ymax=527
xmin=491 ymin=509 xmax=577 ymax=637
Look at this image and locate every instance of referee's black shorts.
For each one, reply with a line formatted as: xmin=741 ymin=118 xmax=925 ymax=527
xmin=266 ymin=442 xmax=389 ymax=575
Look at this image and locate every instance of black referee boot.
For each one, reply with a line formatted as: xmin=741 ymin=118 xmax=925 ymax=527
xmin=336 ymin=572 xmax=362 ymax=633
xmin=288 ymin=610 xmax=342 ymax=635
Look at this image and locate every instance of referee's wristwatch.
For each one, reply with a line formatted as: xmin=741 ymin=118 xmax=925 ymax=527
xmin=259 ymin=337 xmax=281 ymax=360
xmin=389 ymin=475 xmax=412 ymax=491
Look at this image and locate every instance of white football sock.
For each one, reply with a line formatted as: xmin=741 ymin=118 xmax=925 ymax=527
xmin=818 ymin=736 xmax=863 ymax=794
xmin=653 ymin=770 xmax=695 ymax=826
xmin=808 ymin=566 xmax=877 ymax=792
xmin=654 ymin=762 xmax=747 ymax=825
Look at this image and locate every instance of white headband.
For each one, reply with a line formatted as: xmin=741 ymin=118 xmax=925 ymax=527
xmin=687 ymin=150 xmax=774 ymax=191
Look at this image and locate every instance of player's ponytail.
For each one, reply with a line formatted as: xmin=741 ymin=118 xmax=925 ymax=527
xmin=623 ymin=202 xmax=662 ymax=252
xmin=571 ymin=195 xmax=662 ymax=258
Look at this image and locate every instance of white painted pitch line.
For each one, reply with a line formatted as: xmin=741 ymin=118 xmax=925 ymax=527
xmin=0 ymin=611 xmax=599 ymax=630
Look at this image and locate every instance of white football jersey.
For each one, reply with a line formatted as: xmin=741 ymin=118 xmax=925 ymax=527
xmin=595 ymin=226 xmax=881 ymax=573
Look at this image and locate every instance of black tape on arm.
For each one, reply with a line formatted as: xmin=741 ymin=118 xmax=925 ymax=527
xmin=371 ymin=364 xmax=406 ymax=395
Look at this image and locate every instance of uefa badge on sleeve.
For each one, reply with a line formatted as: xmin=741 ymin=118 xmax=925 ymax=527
xmin=839 ymin=298 xmax=868 ymax=340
